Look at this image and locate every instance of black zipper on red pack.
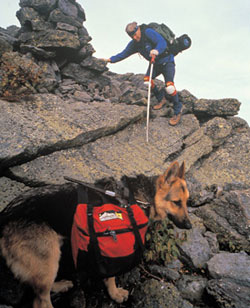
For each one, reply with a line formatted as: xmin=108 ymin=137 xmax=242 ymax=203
xmin=95 ymin=222 xmax=148 ymax=241
xmin=77 ymin=222 xmax=148 ymax=242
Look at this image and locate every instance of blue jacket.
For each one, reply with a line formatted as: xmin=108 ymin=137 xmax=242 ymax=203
xmin=110 ymin=27 xmax=174 ymax=65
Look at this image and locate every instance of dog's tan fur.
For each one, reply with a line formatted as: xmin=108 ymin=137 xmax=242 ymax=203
xmin=0 ymin=161 xmax=191 ymax=307
xmin=151 ymin=161 xmax=191 ymax=228
xmin=0 ymin=221 xmax=73 ymax=308
xmin=103 ymin=161 xmax=191 ymax=303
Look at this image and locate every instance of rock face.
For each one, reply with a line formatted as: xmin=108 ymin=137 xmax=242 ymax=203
xmin=206 ymin=252 xmax=250 ymax=308
xmin=0 ymin=0 xmax=106 ymax=100
xmin=194 ymin=188 xmax=250 ymax=253
xmin=17 ymin=0 xmax=86 ymax=50
xmin=0 ymin=1 xmax=250 ymax=308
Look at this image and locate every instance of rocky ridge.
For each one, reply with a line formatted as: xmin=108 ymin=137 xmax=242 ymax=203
xmin=0 ymin=1 xmax=250 ymax=308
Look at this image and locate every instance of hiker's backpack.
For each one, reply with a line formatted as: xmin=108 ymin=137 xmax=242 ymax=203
xmin=71 ymin=189 xmax=149 ymax=278
xmin=141 ymin=22 xmax=192 ymax=56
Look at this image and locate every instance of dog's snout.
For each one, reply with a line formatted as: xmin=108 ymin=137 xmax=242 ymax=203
xmin=184 ymin=219 xmax=192 ymax=230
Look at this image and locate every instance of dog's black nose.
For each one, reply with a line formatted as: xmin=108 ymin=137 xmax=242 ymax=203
xmin=184 ymin=219 xmax=192 ymax=230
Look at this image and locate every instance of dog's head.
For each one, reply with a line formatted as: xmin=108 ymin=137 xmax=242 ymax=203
xmin=152 ymin=161 xmax=192 ymax=229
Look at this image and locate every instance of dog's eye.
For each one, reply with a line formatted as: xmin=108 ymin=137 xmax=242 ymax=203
xmin=173 ymin=200 xmax=182 ymax=207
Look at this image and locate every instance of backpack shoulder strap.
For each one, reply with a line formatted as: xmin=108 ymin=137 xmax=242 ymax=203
xmin=87 ymin=204 xmax=96 ymax=243
xmin=77 ymin=185 xmax=88 ymax=204
xmin=126 ymin=205 xmax=145 ymax=251
xmin=87 ymin=204 xmax=105 ymax=269
xmin=139 ymin=23 xmax=147 ymax=31
xmin=138 ymin=23 xmax=148 ymax=45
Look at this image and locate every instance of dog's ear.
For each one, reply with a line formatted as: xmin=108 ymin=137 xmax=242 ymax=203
xmin=155 ymin=174 xmax=165 ymax=190
xmin=178 ymin=161 xmax=185 ymax=179
xmin=163 ymin=161 xmax=180 ymax=183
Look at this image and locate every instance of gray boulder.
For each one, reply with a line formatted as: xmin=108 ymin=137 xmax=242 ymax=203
xmin=194 ymin=189 xmax=250 ymax=253
xmin=16 ymin=7 xmax=53 ymax=31
xmin=0 ymin=37 xmax=12 ymax=57
xmin=206 ymin=252 xmax=250 ymax=308
xmin=0 ymin=27 xmax=19 ymax=56
xmin=133 ymin=279 xmax=193 ymax=308
xmin=188 ymin=128 xmax=250 ymax=188
xmin=207 ymin=252 xmax=250 ymax=286
xmin=48 ymin=8 xmax=83 ymax=28
xmin=203 ymin=117 xmax=232 ymax=147
xmin=20 ymin=29 xmax=80 ymax=49
xmin=19 ymin=0 xmax=57 ymax=14
xmin=193 ymin=98 xmax=240 ymax=117
xmin=6 ymin=114 xmax=199 ymax=186
xmin=0 ymin=94 xmax=145 ymax=171
xmin=20 ymin=44 xmax=56 ymax=59
xmin=178 ymin=227 xmax=213 ymax=269
xmin=177 ymin=275 xmax=208 ymax=303
xmin=206 ymin=278 xmax=250 ymax=308
xmin=0 ymin=177 xmax=30 ymax=211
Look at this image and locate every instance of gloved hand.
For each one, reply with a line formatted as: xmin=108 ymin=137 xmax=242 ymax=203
xmin=101 ymin=58 xmax=111 ymax=63
xmin=150 ymin=49 xmax=159 ymax=57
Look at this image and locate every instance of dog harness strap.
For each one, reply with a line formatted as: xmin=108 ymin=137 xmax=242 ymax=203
xmin=87 ymin=204 xmax=103 ymax=264
xmin=126 ymin=206 xmax=144 ymax=251
xmin=77 ymin=186 xmax=88 ymax=204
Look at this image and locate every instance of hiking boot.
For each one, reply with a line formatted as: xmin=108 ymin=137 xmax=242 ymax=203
xmin=169 ymin=112 xmax=181 ymax=126
xmin=153 ymin=98 xmax=166 ymax=110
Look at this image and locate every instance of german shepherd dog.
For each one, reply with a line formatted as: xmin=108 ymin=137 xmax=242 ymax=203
xmin=0 ymin=161 xmax=191 ymax=307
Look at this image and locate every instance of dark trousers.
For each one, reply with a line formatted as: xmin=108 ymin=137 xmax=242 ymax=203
xmin=145 ymin=61 xmax=182 ymax=115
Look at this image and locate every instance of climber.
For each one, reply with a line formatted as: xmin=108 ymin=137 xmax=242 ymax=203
xmin=103 ymin=22 xmax=183 ymax=126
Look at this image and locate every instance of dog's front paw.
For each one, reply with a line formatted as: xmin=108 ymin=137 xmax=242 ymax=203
xmin=110 ymin=287 xmax=129 ymax=303
xmin=52 ymin=280 xmax=73 ymax=293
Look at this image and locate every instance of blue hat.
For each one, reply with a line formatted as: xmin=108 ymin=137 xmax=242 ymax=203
xmin=126 ymin=22 xmax=138 ymax=37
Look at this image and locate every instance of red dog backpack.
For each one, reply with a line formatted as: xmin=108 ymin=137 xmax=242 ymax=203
xmin=71 ymin=202 xmax=148 ymax=278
